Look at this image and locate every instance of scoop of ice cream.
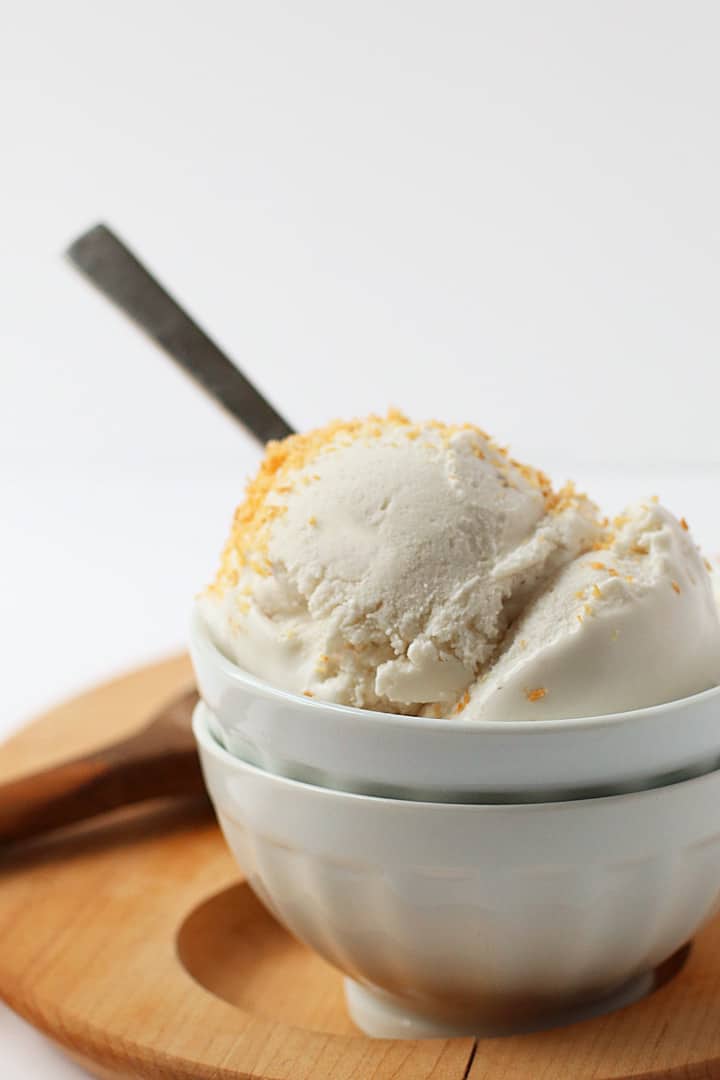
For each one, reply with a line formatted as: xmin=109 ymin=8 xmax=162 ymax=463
xmin=466 ymin=502 xmax=720 ymax=720
xmin=200 ymin=412 xmax=601 ymax=715
xmin=200 ymin=414 xmax=720 ymax=720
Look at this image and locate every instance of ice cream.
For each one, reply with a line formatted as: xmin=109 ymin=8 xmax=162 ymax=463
xmin=199 ymin=412 xmax=720 ymax=720
xmin=468 ymin=502 xmax=720 ymax=720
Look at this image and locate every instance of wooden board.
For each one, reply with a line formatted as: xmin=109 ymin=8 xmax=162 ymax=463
xmin=0 ymin=657 xmax=719 ymax=1079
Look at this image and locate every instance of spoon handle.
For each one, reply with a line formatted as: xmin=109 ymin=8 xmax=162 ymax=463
xmin=0 ymin=699 xmax=207 ymax=846
xmin=65 ymin=224 xmax=295 ymax=445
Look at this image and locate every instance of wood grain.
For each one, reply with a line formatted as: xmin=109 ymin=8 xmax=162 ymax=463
xmin=0 ymin=656 xmax=472 ymax=1079
xmin=0 ymin=689 xmax=203 ymax=844
xmin=0 ymin=656 xmax=718 ymax=1078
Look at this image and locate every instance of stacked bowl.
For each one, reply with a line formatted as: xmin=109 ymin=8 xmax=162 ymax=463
xmin=190 ymin=608 xmax=720 ymax=1038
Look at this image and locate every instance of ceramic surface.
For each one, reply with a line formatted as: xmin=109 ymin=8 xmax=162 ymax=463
xmin=194 ymin=701 xmax=720 ymax=1037
xmin=191 ymin=608 xmax=720 ymax=801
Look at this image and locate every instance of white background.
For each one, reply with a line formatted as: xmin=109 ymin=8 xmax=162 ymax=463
xmin=2 ymin=2 xmax=720 ymax=1074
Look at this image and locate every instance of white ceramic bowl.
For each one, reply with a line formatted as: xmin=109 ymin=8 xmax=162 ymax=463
xmin=195 ymin=700 xmax=720 ymax=1038
xmin=190 ymin=608 xmax=720 ymax=801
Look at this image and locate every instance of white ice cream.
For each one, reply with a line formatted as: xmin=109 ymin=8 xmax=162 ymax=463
xmin=200 ymin=414 xmax=720 ymax=720
xmin=200 ymin=413 xmax=600 ymax=715
xmin=466 ymin=502 xmax=720 ymax=720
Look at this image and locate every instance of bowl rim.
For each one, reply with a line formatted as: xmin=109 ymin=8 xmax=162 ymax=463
xmin=192 ymin=699 xmax=720 ymax=810
xmin=191 ymin=605 xmax=720 ymax=736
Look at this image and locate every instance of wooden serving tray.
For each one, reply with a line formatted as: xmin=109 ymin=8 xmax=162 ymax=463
xmin=1 ymin=656 xmax=720 ymax=1079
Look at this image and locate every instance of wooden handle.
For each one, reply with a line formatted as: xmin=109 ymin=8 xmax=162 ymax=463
xmin=0 ymin=692 xmax=207 ymax=845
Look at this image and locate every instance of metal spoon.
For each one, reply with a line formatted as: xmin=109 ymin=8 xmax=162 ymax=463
xmin=66 ymin=223 xmax=295 ymax=443
xmin=1 ymin=224 xmax=296 ymax=843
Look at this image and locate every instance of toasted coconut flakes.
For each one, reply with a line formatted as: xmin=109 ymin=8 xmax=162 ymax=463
xmin=455 ymin=689 xmax=471 ymax=714
xmin=207 ymin=409 xmax=598 ymax=602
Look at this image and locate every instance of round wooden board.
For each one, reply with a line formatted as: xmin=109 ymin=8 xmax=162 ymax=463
xmin=0 ymin=658 xmax=719 ymax=1079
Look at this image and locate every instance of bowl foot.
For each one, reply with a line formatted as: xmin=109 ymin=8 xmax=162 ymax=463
xmin=344 ymin=971 xmax=656 ymax=1040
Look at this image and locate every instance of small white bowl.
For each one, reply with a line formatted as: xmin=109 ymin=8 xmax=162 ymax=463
xmin=194 ymin=700 xmax=720 ymax=1039
xmin=190 ymin=608 xmax=720 ymax=801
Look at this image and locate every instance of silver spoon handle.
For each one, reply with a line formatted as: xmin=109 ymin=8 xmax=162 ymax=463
xmin=65 ymin=223 xmax=294 ymax=445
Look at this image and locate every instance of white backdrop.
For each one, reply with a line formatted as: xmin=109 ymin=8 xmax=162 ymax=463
xmin=3 ymin=2 xmax=720 ymax=1075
